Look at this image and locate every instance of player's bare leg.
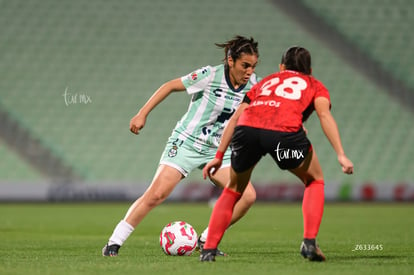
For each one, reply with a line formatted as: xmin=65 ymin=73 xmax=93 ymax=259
xmin=210 ymin=166 xmax=256 ymax=225
xmin=103 ymin=165 xmax=182 ymax=256
xmin=124 ymin=165 xmax=183 ymax=227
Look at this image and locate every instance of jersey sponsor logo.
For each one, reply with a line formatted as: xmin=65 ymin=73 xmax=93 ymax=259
xmin=201 ymin=107 xmax=235 ymax=136
xmin=211 ymin=132 xmax=222 ymax=138
xmin=213 ymin=88 xmax=222 ymax=97
xmin=191 ymin=67 xmax=208 ymax=81
xmin=201 ymin=126 xmax=212 ymax=135
xmin=201 ymin=107 xmax=235 ymax=138
xmin=201 ymin=127 xmax=223 ymax=138
xmin=216 ymin=107 xmax=235 ymax=123
xmin=251 ymin=100 xmax=281 ymax=107
xmin=212 ymin=88 xmax=241 ymax=102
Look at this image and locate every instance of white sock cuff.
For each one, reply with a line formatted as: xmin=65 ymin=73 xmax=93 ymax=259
xmin=108 ymin=220 xmax=135 ymax=246
xmin=120 ymin=219 xmax=134 ymax=231
xmin=200 ymin=227 xmax=208 ymax=242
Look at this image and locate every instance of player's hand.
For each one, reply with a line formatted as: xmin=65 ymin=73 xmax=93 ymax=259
xmin=130 ymin=113 xmax=146 ymax=135
xmin=338 ymin=154 xmax=354 ymax=174
xmin=203 ymin=158 xmax=223 ymax=180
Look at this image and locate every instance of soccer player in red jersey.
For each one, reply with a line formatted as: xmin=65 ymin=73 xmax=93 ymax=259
xmin=200 ymin=46 xmax=354 ymax=262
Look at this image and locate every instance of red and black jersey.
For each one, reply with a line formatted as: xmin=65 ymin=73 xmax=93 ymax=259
xmin=238 ymin=70 xmax=330 ymax=132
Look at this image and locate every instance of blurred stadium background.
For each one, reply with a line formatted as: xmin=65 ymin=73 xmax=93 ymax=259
xmin=1 ymin=0 xmax=413 ymax=202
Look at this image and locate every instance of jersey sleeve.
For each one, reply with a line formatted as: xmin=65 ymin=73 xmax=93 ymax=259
xmin=181 ymin=66 xmax=212 ymax=95
xmin=314 ymin=79 xmax=331 ymax=103
xmin=245 ymin=82 xmax=260 ymax=102
xmin=303 ymin=78 xmax=331 ymax=122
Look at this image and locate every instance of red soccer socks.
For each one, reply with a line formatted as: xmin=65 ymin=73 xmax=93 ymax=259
xmin=203 ymin=188 xmax=242 ymax=249
xmin=302 ymin=180 xmax=325 ymax=239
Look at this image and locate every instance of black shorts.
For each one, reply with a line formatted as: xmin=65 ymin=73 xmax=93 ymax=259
xmin=230 ymin=126 xmax=312 ymax=173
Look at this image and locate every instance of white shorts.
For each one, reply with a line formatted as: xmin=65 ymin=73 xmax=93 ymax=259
xmin=159 ymin=135 xmax=231 ymax=177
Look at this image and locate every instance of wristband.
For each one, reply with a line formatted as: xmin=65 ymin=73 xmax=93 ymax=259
xmin=215 ymin=150 xmax=224 ymax=160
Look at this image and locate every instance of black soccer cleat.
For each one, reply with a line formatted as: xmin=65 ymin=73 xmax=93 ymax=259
xmin=197 ymin=236 xmax=228 ymax=256
xmin=300 ymin=239 xmax=326 ymax=262
xmin=102 ymin=243 xmax=121 ymax=257
xmin=199 ymin=249 xmax=217 ymax=262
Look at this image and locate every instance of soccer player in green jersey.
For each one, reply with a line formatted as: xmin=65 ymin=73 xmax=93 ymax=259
xmin=102 ymin=36 xmax=260 ymax=257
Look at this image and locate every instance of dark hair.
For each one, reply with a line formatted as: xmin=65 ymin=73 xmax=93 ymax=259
xmin=215 ymin=35 xmax=259 ymax=65
xmin=281 ymin=46 xmax=311 ymax=75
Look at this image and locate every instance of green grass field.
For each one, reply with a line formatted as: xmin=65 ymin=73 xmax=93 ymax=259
xmin=1 ymin=202 xmax=413 ymax=275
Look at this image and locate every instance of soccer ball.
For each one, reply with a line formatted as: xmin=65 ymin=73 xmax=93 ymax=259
xmin=159 ymin=221 xmax=198 ymax=256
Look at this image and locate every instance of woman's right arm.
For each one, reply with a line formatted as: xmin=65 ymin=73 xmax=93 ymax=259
xmin=314 ymin=97 xmax=354 ymax=174
xmin=130 ymin=78 xmax=185 ymax=135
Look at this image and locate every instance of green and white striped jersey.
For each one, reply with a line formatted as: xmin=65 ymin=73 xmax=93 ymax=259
xmin=173 ymin=64 xmax=259 ymax=152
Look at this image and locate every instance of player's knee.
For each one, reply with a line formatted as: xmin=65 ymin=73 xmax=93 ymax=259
xmin=145 ymin=192 xmax=168 ymax=208
xmin=303 ymin=177 xmax=324 ymax=187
